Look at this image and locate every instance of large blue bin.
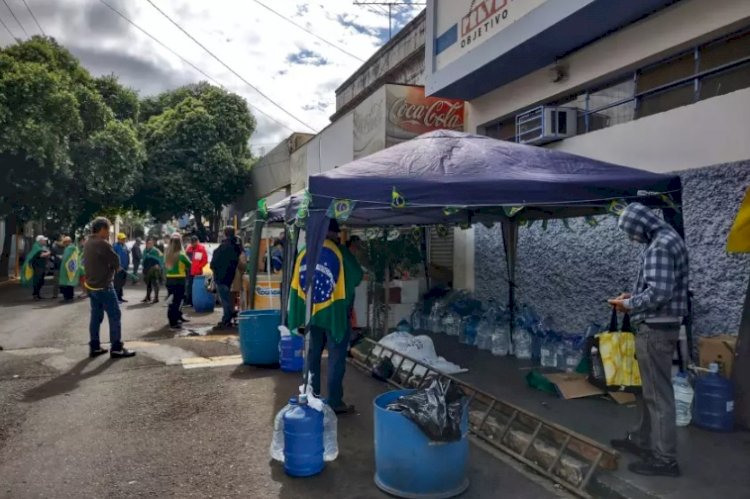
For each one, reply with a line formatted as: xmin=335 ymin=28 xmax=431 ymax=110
xmin=374 ymin=390 xmax=469 ymax=499
xmin=238 ymin=310 xmax=281 ymax=366
xmin=191 ymin=275 xmax=215 ymax=313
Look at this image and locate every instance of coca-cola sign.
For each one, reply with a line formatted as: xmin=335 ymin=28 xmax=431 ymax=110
xmin=386 ymin=85 xmax=464 ymax=142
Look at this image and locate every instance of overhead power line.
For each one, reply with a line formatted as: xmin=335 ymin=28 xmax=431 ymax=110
xmin=0 ymin=14 xmax=16 ymax=39
xmin=251 ymin=0 xmax=364 ymax=62
xmin=2 ymin=0 xmax=28 ymax=38
xmin=144 ymin=0 xmax=316 ymax=133
xmin=96 ymin=0 xmax=297 ymax=134
xmin=21 ymin=0 xmax=45 ymax=36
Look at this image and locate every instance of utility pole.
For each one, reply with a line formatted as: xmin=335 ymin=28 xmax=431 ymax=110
xmin=353 ymin=1 xmax=426 ymax=40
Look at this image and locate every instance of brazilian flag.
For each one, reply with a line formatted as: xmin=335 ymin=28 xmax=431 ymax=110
xmin=20 ymin=242 xmax=43 ymax=287
xmin=59 ymin=245 xmax=81 ymax=287
xmin=288 ymin=239 xmax=348 ymax=343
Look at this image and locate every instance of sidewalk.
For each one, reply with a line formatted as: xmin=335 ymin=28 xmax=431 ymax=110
xmin=427 ymin=332 xmax=750 ymax=499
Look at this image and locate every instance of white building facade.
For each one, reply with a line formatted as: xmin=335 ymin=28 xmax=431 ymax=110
xmin=426 ymin=0 xmax=750 ymax=335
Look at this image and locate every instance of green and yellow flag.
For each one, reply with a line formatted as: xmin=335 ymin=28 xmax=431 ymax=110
xmin=288 ymin=239 xmax=348 ymax=343
xmin=20 ymin=242 xmax=43 ymax=287
xmin=59 ymin=245 xmax=81 ymax=287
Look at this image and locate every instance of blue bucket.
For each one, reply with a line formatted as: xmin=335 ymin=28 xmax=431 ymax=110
xmin=238 ymin=310 xmax=281 ymax=366
xmin=374 ymin=390 xmax=469 ymax=498
xmin=191 ymin=275 xmax=215 ymax=313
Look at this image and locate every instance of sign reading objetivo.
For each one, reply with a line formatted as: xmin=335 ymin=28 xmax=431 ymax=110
xmin=386 ymin=85 xmax=465 ymax=147
xmin=435 ymin=0 xmax=549 ymax=70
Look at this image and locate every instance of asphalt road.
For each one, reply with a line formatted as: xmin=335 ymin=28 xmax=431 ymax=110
xmin=0 ymin=279 xmax=562 ymax=499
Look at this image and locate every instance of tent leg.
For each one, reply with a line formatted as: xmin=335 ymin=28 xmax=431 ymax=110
xmin=246 ymin=220 xmax=264 ymax=310
xmin=501 ymin=219 xmax=519 ymax=345
xmin=733 ymin=274 xmax=750 ymax=430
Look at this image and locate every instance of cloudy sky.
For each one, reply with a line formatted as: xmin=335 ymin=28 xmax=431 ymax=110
xmin=0 ymin=0 xmax=423 ymax=155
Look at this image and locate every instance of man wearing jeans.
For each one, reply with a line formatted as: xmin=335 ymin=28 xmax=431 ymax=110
xmin=83 ymin=217 xmax=135 ymax=359
xmin=609 ymin=203 xmax=689 ymax=477
xmin=210 ymin=226 xmax=241 ymax=329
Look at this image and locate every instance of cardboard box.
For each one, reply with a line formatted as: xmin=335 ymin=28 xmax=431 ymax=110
xmin=699 ymin=335 xmax=737 ymax=378
xmin=545 ymin=373 xmax=637 ymax=405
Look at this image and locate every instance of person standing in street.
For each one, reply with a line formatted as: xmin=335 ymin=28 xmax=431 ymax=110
xmin=164 ymin=234 xmax=192 ymax=330
xmin=131 ymin=238 xmax=143 ymax=282
xmin=184 ymin=236 xmax=208 ymax=307
xmin=113 ymin=233 xmax=130 ymax=303
xmin=141 ymin=238 xmax=163 ymax=304
xmin=608 ymin=202 xmax=689 ymax=478
xmin=23 ymin=235 xmax=51 ymax=300
xmin=50 ymin=235 xmax=65 ymax=299
xmin=83 ymin=218 xmax=135 ymax=359
xmin=58 ymin=236 xmax=79 ymax=302
xmin=289 ymin=220 xmax=363 ymax=414
xmin=210 ymin=226 xmax=242 ymax=330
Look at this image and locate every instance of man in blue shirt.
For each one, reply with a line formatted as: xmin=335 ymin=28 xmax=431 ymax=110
xmin=113 ymin=233 xmax=131 ymax=303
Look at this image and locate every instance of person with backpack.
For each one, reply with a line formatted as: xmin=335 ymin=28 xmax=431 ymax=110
xmin=141 ymin=238 xmax=164 ymax=304
xmin=210 ymin=227 xmax=242 ymax=330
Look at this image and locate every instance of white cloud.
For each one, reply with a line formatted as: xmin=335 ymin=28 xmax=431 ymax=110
xmin=0 ymin=0 xmax=424 ymax=154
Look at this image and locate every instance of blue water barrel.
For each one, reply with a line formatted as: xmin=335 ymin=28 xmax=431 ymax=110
xmin=238 ymin=310 xmax=281 ymax=366
xmin=191 ymin=275 xmax=215 ymax=313
xmin=283 ymin=395 xmax=324 ymax=477
xmin=280 ymin=333 xmax=304 ymax=372
xmin=374 ymin=390 xmax=469 ymax=498
xmin=693 ymin=364 xmax=735 ymax=432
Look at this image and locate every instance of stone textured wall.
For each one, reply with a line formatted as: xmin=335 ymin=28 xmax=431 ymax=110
xmin=474 ymin=161 xmax=750 ymax=336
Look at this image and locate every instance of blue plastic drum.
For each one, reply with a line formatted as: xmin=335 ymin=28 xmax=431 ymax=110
xmin=280 ymin=333 xmax=305 ymax=372
xmin=238 ymin=310 xmax=281 ymax=366
xmin=374 ymin=390 xmax=469 ymax=498
xmin=191 ymin=275 xmax=215 ymax=313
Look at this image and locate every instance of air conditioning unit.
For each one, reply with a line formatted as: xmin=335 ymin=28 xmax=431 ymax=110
xmin=516 ymin=106 xmax=578 ymax=145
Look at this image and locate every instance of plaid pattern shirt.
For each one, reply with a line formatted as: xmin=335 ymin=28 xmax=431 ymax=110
xmin=619 ymin=204 xmax=689 ymax=324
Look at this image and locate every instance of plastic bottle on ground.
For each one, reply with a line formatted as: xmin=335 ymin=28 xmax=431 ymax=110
xmin=513 ymin=328 xmax=532 ymax=359
xmin=491 ymin=322 xmax=510 ymax=356
xmin=673 ymin=372 xmax=694 ymax=427
xmin=322 ymin=404 xmax=339 ymax=461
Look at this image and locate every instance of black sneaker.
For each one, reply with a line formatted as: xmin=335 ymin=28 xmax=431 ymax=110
xmin=179 ymin=316 xmax=191 ymax=323
xmin=628 ymin=458 xmax=681 ymax=477
xmin=169 ymin=324 xmax=183 ymax=330
xmin=611 ymin=435 xmax=650 ymax=458
xmin=89 ymin=348 xmax=109 ymax=358
xmin=141 ymin=298 xmax=150 ymax=303
xmin=110 ymin=349 xmax=136 ymax=359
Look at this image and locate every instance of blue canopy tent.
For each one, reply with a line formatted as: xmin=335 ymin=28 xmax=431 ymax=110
xmin=301 ymin=130 xmax=684 ymax=338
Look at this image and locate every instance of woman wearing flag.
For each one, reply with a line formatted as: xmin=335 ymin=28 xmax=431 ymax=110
xmin=58 ymin=237 xmax=79 ymax=302
xmin=21 ymin=235 xmax=51 ymax=300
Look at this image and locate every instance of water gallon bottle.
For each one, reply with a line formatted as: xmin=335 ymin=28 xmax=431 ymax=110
xmin=443 ymin=310 xmax=460 ymax=336
xmin=280 ymin=334 xmax=305 ymax=373
xmin=590 ymin=346 xmax=605 ymax=383
xmin=491 ymin=322 xmax=510 ymax=356
xmin=475 ymin=317 xmax=493 ymax=350
xmin=460 ymin=315 xmax=479 ymax=346
xmin=673 ymin=372 xmax=694 ymax=427
xmin=270 ymin=397 xmax=297 ymax=462
xmin=283 ymin=394 xmax=325 ymax=477
xmin=513 ymin=329 xmax=532 ymax=360
xmin=540 ymin=334 xmax=558 ymax=368
xmin=410 ymin=304 xmax=422 ymax=330
xmin=693 ymin=363 xmax=735 ymax=432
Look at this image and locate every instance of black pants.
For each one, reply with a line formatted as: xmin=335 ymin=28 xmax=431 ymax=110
xmin=60 ymin=285 xmax=75 ymax=301
xmin=145 ymin=269 xmax=160 ymax=300
xmin=166 ymin=280 xmax=185 ymax=327
xmin=32 ymin=272 xmax=45 ymax=297
xmin=185 ymin=275 xmax=194 ymax=305
xmin=132 ymin=258 xmax=141 ymax=276
xmin=114 ymin=270 xmax=127 ymax=300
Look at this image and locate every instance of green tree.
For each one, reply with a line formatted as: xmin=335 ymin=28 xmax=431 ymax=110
xmin=0 ymin=37 xmax=144 ymax=230
xmin=135 ymin=82 xmax=256 ymax=239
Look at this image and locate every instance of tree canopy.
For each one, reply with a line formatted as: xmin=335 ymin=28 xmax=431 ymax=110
xmin=0 ymin=37 xmax=257 ymax=238
xmin=0 ymin=36 xmax=144 ymax=229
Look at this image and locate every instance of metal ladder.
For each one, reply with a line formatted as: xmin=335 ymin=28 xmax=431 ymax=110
xmin=349 ymin=337 xmax=619 ymax=498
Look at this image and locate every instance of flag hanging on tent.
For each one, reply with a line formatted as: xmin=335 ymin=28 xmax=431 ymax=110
xmin=59 ymin=245 xmax=80 ymax=287
xmin=20 ymin=242 xmax=43 ymax=287
xmin=503 ymin=206 xmax=524 ymax=217
xmin=391 ymin=187 xmax=406 ymax=208
xmin=257 ymin=199 xmax=268 ymax=220
xmin=608 ymin=199 xmax=628 ymax=216
xmin=585 ymin=215 xmax=599 ymax=227
xmin=288 ymin=239 xmax=348 ymax=343
xmin=727 ymin=187 xmax=750 ymax=253
xmin=327 ymin=199 xmax=355 ymax=221
xmin=660 ymin=193 xmax=679 ymax=211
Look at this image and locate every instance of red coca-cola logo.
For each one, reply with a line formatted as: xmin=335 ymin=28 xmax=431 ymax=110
xmin=388 ymin=96 xmax=464 ymax=135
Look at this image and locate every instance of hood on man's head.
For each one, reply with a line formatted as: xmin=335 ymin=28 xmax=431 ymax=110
xmin=618 ymin=202 xmax=669 ymax=243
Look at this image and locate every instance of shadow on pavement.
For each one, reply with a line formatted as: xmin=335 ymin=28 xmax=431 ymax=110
xmin=22 ymin=357 xmax=116 ymax=402
xmin=230 ymin=364 xmax=285 ymax=381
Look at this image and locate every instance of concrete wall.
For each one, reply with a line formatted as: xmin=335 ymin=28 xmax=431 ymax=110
xmin=465 ymin=0 xmax=750 ymax=130
xmin=474 ymin=161 xmax=750 ymax=337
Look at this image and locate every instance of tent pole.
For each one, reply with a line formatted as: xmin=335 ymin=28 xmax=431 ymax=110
xmin=501 ymin=218 xmax=519 ymax=345
xmin=246 ymin=219 xmax=264 ymax=310
xmin=733 ymin=271 xmax=750 ymax=430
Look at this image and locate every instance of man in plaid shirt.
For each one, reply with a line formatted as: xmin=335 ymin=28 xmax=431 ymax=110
xmin=609 ymin=202 xmax=689 ymax=478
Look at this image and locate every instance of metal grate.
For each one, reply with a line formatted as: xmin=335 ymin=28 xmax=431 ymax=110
xmin=349 ymin=338 xmax=619 ymax=498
